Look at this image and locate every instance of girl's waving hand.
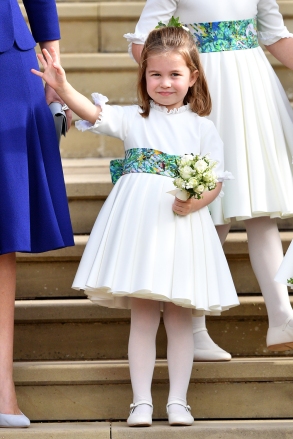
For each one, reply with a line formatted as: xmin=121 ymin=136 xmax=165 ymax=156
xmin=31 ymin=47 xmax=102 ymax=125
xmin=32 ymin=48 xmax=66 ymax=91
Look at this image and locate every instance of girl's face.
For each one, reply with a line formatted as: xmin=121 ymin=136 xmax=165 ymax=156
xmin=145 ymin=52 xmax=198 ymax=110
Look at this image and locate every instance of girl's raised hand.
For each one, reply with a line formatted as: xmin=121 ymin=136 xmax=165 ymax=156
xmin=31 ymin=48 xmax=66 ymax=92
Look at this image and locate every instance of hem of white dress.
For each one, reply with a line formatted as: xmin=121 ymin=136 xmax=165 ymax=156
xmin=212 ymin=211 xmax=293 ymax=226
xmin=72 ymin=286 xmax=239 ymax=316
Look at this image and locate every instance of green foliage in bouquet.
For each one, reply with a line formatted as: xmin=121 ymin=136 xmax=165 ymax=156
xmin=288 ymin=278 xmax=293 ymax=286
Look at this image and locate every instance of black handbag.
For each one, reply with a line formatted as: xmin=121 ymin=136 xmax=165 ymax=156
xmin=49 ymin=102 xmax=68 ymax=144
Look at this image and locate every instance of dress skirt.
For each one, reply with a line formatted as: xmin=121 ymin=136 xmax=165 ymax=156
xmin=0 ymin=45 xmax=74 ymax=254
xmin=204 ymin=47 xmax=293 ymax=224
xmin=72 ymin=173 xmax=239 ymax=315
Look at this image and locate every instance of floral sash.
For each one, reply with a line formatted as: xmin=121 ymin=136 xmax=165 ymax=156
xmin=189 ymin=18 xmax=258 ymax=53
xmin=110 ymin=148 xmax=179 ymax=184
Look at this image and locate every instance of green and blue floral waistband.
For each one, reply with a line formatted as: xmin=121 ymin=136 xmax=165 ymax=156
xmin=189 ymin=18 xmax=258 ymax=53
xmin=110 ymin=148 xmax=179 ymax=184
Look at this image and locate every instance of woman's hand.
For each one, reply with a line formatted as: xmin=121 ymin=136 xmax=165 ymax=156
xmin=31 ymin=47 xmax=67 ymax=93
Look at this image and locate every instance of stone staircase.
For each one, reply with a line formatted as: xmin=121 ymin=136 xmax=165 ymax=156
xmin=8 ymin=1 xmax=293 ymax=437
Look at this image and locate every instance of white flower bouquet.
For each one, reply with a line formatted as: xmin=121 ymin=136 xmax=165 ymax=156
xmin=172 ymin=154 xmax=218 ymax=201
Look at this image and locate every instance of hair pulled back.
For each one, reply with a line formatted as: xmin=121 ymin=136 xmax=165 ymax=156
xmin=137 ymin=26 xmax=212 ymax=118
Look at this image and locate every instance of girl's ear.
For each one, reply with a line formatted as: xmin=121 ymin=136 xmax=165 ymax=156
xmin=189 ymin=70 xmax=199 ymax=87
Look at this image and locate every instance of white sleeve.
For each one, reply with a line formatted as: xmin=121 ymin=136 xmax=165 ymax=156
xmin=200 ymin=119 xmax=232 ymax=182
xmin=124 ymin=0 xmax=179 ymax=57
xmin=75 ymin=93 xmax=135 ymax=141
xmin=257 ymin=0 xmax=293 ymax=46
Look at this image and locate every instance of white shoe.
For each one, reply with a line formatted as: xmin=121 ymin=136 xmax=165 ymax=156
xmin=166 ymin=401 xmax=194 ymax=426
xmin=127 ymin=401 xmax=153 ymax=427
xmin=267 ymin=317 xmax=293 ymax=351
xmin=193 ymin=328 xmax=231 ymax=361
xmin=0 ymin=412 xmax=30 ymax=428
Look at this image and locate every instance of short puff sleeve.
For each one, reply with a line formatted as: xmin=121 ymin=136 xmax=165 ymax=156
xmin=257 ymin=0 xmax=293 ymax=45
xmin=124 ymin=0 xmax=178 ymax=58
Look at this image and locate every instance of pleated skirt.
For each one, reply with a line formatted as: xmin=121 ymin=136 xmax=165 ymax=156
xmin=0 ymin=45 xmax=74 ymax=254
xmin=72 ymin=173 xmax=239 ymax=315
xmin=203 ymin=47 xmax=293 ymax=225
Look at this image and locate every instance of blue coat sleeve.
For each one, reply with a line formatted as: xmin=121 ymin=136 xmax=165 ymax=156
xmin=22 ymin=0 xmax=60 ymax=42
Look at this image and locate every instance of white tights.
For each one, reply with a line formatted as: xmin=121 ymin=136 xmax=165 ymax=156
xmin=216 ymin=216 xmax=293 ymax=328
xmin=128 ymin=298 xmax=193 ymax=415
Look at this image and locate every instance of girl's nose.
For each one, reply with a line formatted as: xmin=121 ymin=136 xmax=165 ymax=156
xmin=160 ymin=77 xmax=171 ymax=88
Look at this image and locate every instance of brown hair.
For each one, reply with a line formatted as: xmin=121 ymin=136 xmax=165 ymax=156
xmin=137 ymin=26 xmax=212 ymax=118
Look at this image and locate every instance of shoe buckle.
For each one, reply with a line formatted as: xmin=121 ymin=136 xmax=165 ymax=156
xmin=129 ymin=403 xmax=136 ymax=414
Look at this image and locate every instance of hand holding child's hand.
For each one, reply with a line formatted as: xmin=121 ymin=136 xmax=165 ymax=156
xmin=31 ymin=48 xmax=66 ymax=92
xmin=172 ymin=197 xmax=198 ymax=216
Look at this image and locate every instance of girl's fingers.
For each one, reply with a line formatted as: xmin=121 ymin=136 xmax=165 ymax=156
xmin=31 ymin=68 xmax=43 ymax=78
xmin=42 ymin=48 xmax=53 ymax=64
xmin=36 ymin=53 xmax=48 ymax=69
xmin=49 ymin=47 xmax=59 ymax=64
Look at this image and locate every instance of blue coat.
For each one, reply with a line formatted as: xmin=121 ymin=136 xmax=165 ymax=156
xmin=0 ymin=0 xmax=60 ymax=52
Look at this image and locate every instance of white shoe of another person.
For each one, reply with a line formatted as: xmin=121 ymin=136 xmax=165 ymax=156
xmin=0 ymin=412 xmax=30 ymax=428
xmin=193 ymin=328 xmax=231 ymax=361
xmin=267 ymin=317 xmax=293 ymax=351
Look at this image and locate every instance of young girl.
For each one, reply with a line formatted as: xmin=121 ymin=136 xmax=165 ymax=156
xmin=126 ymin=0 xmax=293 ymax=355
xmin=32 ymin=26 xmax=238 ymax=427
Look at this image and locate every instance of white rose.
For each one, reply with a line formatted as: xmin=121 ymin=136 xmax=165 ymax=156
xmin=186 ymin=177 xmax=198 ymax=189
xmin=174 ymin=177 xmax=186 ymax=189
xmin=180 ymin=165 xmax=193 ymax=180
xmin=195 ymin=184 xmax=205 ymax=194
xmin=194 ymin=159 xmax=208 ymax=173
xmin=203 ymin=171 xmax=216 ymax=182
xmin=180 ymin=154 xmax=194 ymax=166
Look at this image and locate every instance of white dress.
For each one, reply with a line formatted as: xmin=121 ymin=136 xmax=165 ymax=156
xmin=125 ymin=0 xmax=293 ymax=225
xmin=72 ymin=95 xmax=239 ymax=315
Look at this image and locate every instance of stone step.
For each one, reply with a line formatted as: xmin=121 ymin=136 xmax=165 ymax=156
xmin=14 ymin=358 xmax=293 ymax=420
xmin=13 ymin=297 xmax=293 ymax=360
xmin=15 ymin=231 xmax=292 ymax=298
xmin=21 ymin=2 xmax=293 ymax=55
xmin=62 ymin=158 xmax=293 ymax=233
xmin=0 ymin=422 xmax=109 ymax=438
xmin=2 ymin=420 xmax=293 ymax=438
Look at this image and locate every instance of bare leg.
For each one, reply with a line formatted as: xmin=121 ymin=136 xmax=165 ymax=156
xmin=128 ymin=298 xmax=161 ymax=416
xmin=0 ymin=253 xmax=21 ymax=415
xmin=192 ymin=222 xmax=232 ymax=361
xmin=244 ymin=217 xmax=293 ymax=327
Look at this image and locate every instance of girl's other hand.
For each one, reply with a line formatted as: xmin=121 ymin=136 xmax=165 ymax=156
xmin=31 ymin=47 xmax=66 ymax=93
xmin=172 ymin=197 xmax=198 ymax=216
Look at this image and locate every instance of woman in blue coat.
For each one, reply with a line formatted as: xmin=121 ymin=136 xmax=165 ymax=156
xmin=0 ymin=0 xmax=74 ymax=428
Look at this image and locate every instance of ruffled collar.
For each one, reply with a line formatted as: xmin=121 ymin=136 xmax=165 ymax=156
xmin=150 ymin=101 xmax=190 ymax=114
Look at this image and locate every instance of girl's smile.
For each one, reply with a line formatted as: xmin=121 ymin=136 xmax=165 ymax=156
xmin=146 ymin=52 xmax=198 ymax=110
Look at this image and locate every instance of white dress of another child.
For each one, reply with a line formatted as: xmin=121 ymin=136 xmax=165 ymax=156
xmin=72 ymin=94 xmax=239 ymax=316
